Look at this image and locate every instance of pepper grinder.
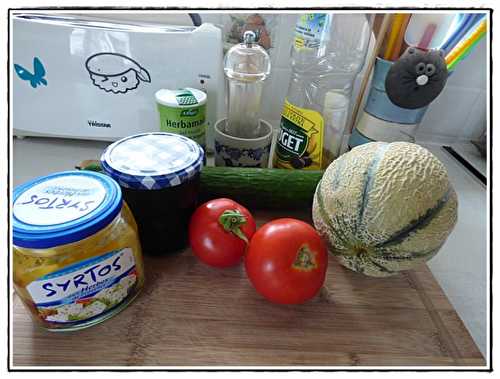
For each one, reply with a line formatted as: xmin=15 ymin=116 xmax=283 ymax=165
xmin=223 ymin=31 xmax=271 ymax=139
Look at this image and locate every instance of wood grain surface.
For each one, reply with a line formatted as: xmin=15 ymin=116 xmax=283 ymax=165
xmin=12 ymin=211 xmax=485 ymax=367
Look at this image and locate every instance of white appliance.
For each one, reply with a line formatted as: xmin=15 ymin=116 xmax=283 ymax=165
xmin=12 ymin=13 xmax=224 ymax=148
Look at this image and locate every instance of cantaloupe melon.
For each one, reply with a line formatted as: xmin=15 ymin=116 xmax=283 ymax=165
xmin=312 ymin=142 xmax=458 ymax=277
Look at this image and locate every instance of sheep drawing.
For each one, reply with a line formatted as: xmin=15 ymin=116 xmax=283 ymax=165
xmin=85 ymin=53 xmax=151 ymax=94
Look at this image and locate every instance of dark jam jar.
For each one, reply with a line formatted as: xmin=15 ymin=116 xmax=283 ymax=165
xmin=100 ymin=132 xmax=204 ymax=255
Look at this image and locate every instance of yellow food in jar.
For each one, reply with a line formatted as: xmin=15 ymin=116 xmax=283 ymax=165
xmin=13 ymin=171 xmax=144 ymax=331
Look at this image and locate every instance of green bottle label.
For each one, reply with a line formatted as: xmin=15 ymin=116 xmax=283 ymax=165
xmin=294 ymin=13 xmax=331 ymax=50
xmin=276 ymin=118 xmax=309 ymax=158
xmin=274 ymin=99 xmax=324 ymax=170
xmin=157 ymin=100 xmax=206 ymax=148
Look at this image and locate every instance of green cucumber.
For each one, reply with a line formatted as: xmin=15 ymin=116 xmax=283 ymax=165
xmin=199 ymin=167 xmax=323 ymax=210
xmin=78 ymin=160 xmax=323 ymax=210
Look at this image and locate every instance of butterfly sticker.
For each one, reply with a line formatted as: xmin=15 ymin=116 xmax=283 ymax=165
xmin=14 ymin=57 xmax=47 ymax=88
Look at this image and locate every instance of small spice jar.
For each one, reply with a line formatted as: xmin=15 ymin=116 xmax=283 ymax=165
xmin=155 ymin=87 xmax=208 ymax=151
xmin=13 ymin=171 xmax=144 ymax=331
xmin=100 ymin=132 xmax=204 ymax=255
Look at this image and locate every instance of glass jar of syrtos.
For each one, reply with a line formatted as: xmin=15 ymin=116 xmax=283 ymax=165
xmin=100 ymin=132 xmax=204 ymax=255
xmin=13 ymin=171 xmax=144 ymax=332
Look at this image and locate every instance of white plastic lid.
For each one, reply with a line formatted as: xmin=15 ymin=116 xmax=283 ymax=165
xmin=13 ymin=171 xmax=122 ymax=248
xmin=155 ymin=87 xmax=207 ymax=108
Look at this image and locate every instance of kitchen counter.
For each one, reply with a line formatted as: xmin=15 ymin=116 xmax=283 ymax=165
xmin=11 ymin=136 xmax=488 ymax=367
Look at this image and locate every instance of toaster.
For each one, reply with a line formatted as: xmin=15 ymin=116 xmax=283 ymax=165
xmin=12 ymin=13 xmax=224 ymax=149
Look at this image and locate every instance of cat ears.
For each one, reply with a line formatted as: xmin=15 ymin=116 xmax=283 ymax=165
xmin=407 ymin=47 xmax=417 ymax=55
xmin=406 ymin=46 xmax=445 ymax=57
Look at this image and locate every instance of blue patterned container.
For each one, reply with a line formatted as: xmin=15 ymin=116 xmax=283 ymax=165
xmin=101 ymin=132 xmax=204 ymax=254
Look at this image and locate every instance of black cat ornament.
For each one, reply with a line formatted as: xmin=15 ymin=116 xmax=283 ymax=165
xmin=385 ymin=47 xmax=448 ymax=109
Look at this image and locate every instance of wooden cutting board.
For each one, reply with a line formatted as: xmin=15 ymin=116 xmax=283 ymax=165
xmin=12 ymin=211 xmax=485 ymax=367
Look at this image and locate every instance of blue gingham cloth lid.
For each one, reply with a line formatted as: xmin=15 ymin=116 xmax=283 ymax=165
xmin=100 ymin=132 xmax=204 ymax=190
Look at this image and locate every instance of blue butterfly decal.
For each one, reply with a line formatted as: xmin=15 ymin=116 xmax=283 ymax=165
xmin=14 ymin=57 xmax=47 ymax=88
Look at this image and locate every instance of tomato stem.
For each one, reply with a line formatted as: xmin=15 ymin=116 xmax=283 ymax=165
xmin=218 ymin=210 xmax=249 ymax=244
xmin=292 ymin=244 xmax=318 ymax=271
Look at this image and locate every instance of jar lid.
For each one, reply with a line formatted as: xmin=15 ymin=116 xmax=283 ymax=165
xmin=100 ymin=132 xmax=204 ymax=190
xmin=155 ymin=88 xmax=207 ymax=108
xmin=13 ymin=171 xmax=122 ymax=249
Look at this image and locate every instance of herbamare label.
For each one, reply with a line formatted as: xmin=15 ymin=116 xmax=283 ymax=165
xmin=274 ymin=99 xmax=324 ymax=170
xmin=27 ymin=248 xmax=137 ymax=324
xmin=157 ymin=103 xmax=207 ymax=148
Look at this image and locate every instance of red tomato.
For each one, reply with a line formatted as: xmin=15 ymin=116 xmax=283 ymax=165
xmin=189 ymin=198 xmax=256 ymax=268
xmin=245 ymin=218 xmax=328 ymax=305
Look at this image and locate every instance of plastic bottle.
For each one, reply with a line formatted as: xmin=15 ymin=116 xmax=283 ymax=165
xmin=273 ymin=13 xmax=371 ymax=170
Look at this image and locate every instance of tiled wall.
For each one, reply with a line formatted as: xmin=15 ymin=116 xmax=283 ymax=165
xmin=92 ymin=12 xmax=488 ymax=144
xmin=415 ymin=36 xmax=487 ymax=143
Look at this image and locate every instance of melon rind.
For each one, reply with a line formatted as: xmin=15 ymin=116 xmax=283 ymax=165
xmin=312 ymin=142 xmax=458 ymax=277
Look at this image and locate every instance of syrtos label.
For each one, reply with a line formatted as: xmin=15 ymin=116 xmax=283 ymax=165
xmin=27 ymin=248 xmax=137 ymax=324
